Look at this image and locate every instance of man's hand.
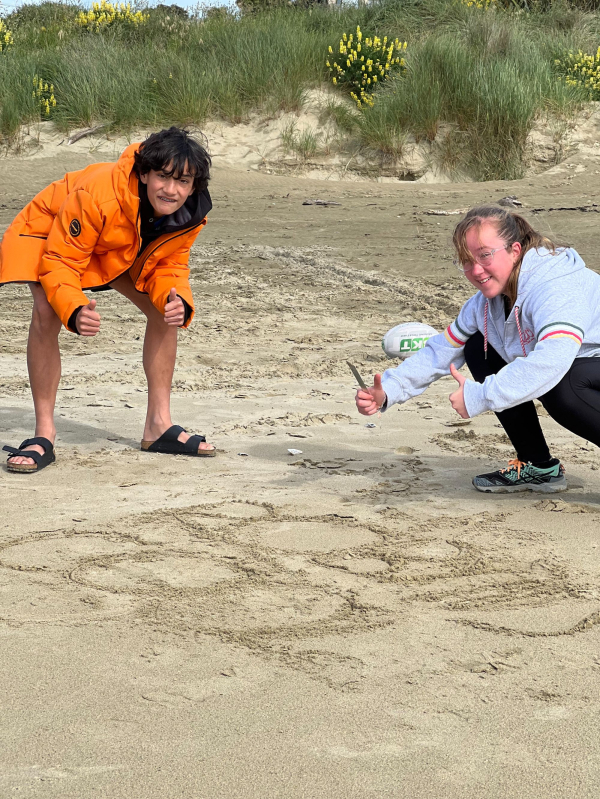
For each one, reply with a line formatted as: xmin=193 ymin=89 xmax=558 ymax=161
xmin=449 ymin=363 xmax=470 ymax=418
xmin=164 ymin=288 xmax=185 ymax=327
xmin=76 ymin=299 xmax=101 ymax=336
xmin=355 ymin=373 xmax=386 ymax=416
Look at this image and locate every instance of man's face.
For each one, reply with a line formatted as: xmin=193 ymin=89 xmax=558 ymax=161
xmin=139 ymin=161 xmax=195 ymax=217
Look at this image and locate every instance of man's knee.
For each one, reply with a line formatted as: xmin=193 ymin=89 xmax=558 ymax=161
xmin=30 ymin=289 xmax=61 ymax=334
xmin=111 ymin=275 xmax=159 ymax=320
xmin=141 ymin=301 xmax=164 ymax=323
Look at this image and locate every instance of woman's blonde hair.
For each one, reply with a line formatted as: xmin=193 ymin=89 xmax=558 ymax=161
xmin=452 ymin=205 xmax=562 ymax=307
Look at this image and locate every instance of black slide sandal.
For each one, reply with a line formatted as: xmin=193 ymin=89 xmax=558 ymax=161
xmin=140 ymin=425 xmax=216 ymax=457
xmin=3 ymin=437 xmax=56 ymax=473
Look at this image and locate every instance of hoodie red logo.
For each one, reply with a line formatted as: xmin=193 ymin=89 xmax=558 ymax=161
xmin=521 ymin=328 xmax=534 ymax=344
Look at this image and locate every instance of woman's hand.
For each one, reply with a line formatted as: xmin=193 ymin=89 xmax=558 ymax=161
xmin=355 ymin=374 xmax=386 ymax=416
xmin=76 ymin=299 xmax=101 ymax=336
xmin=164 ymin=288 xmax=185 ymax=327
xmin=449 ymin=363 xmax=470 ymax=419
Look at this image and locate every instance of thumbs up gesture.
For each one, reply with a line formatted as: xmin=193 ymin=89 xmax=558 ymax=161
xmin=449 ymin=363 xmax=470 ymax=418
xmin=164 ymin=288 xmax=184 ymax=327
xmin=355 ymin=373 xmax=387 ymax=416
xmin=76 ymin=298 xmax=101 ymax=336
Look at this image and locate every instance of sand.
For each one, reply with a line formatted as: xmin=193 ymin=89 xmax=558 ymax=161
xmin=2 ymin=117 xmax=600 ymax=798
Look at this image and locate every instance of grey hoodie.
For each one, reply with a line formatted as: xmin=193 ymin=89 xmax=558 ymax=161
xmin=381 ymin=247 xmax=600 ymax=418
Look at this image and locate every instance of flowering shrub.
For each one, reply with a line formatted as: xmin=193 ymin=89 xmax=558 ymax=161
xmin=0 ymin=18 xmax=14 ymax=52
xmin=32 ymin=75 xmax=57 ymax=117
xmin=460 ymin=0 xmax=497 ymax=8
xmin=77 ymin=1 xmax=148 ymax=32
xmin=326 ymin=26 xmax=407 ymax=108
xmin=555 ymin=48 xmax=600 ymax=99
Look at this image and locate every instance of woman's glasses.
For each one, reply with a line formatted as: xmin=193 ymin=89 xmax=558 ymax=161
xmin=454 ymin=246 xmax=507 ymax=273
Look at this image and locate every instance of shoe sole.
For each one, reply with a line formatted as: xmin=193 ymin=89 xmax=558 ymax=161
xmin=6 ymin=454 xmax=56 ymax=474
xmin=7 ymin=464 xmax=39 ymax=473
xmin=473 ymin=477 xmax=567 ymax=494
xmin=140 ymin=444 xmax=216 ymax=457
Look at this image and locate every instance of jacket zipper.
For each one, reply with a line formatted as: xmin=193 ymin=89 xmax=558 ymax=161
xmin=129 ymin=223 xmax=201 ymax=286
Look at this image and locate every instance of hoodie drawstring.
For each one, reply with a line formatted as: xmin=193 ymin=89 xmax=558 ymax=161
xmin=483 ymin=301 xmax=527 ymax=359
xmin=484 ymin=301 xmax=488 ymax=360
xmin=514 ymin=305 xmax=527 ymax=357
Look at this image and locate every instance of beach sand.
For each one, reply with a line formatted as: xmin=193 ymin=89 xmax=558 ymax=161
xmin=2 ymin=126 xmax=600 ymax=798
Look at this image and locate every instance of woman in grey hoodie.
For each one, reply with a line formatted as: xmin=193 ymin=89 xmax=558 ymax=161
xmin=356 ymin=204 xmax=600 ymax=493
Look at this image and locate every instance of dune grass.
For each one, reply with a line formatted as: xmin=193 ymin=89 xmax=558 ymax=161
xmin=366 ymin=17 xmax=585 ymax=179
xmin=0 ymin=0 xmax=596 ymax=178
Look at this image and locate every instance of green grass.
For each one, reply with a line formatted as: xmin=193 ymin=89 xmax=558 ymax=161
xmin=322 ymin=5 xmax=586 ymax=179
xmin=0 ymin=0 xmax=596 ymax=178
xmin=281 ymin=122 xmax=322 ymax=160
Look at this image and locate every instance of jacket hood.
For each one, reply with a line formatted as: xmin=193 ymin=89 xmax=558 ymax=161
xmin=112 ymin=142 xmax=141 ymax=227
xmin=516 ymin=246 xmax=585 ymax=301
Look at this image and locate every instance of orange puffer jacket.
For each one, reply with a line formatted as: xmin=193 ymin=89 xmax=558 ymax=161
xmin=0 ymin=143 xmax=210 ymax=330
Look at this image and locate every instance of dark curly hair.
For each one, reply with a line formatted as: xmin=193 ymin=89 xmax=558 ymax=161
xmin=133 ymin=127 xmax=211 ymax=193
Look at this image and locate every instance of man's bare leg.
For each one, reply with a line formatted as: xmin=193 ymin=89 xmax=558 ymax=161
xmin=111 ymin=274 xmax=214 ymax=453
xmin=8 ymin=283 xmax=62 ymax=467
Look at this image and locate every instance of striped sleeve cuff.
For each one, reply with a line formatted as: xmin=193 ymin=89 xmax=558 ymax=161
xmin=537 ymin=322 xmax=584 ymax=346
xmin=444 ymin=319 xmax=469 ymax=349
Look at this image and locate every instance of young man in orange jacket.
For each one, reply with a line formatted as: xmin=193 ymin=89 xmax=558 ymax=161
xmin=0 ymin=126 xmax=216 ymax=472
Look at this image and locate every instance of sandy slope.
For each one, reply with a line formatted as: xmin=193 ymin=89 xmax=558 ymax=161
xmin=2 ymin=123 xmax=600 ymax=798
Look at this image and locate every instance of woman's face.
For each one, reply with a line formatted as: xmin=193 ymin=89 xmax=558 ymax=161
xmin=463 ymin=222 xmax=521 ymax=298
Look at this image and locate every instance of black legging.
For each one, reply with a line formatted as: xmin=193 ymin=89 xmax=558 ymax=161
xmin=464 ymin=332 xmax=600 ymax=463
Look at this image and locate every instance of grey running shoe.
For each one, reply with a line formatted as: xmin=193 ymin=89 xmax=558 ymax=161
xmin=473 ymin=459 xmax=567 ymax=494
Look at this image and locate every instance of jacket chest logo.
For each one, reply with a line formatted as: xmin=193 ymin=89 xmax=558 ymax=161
xmin=69 ymin=219 xmax=81 ymax=237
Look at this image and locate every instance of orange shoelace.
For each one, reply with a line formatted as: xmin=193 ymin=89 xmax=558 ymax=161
xmin=500 ymin=459 xmax=527 ymax=478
